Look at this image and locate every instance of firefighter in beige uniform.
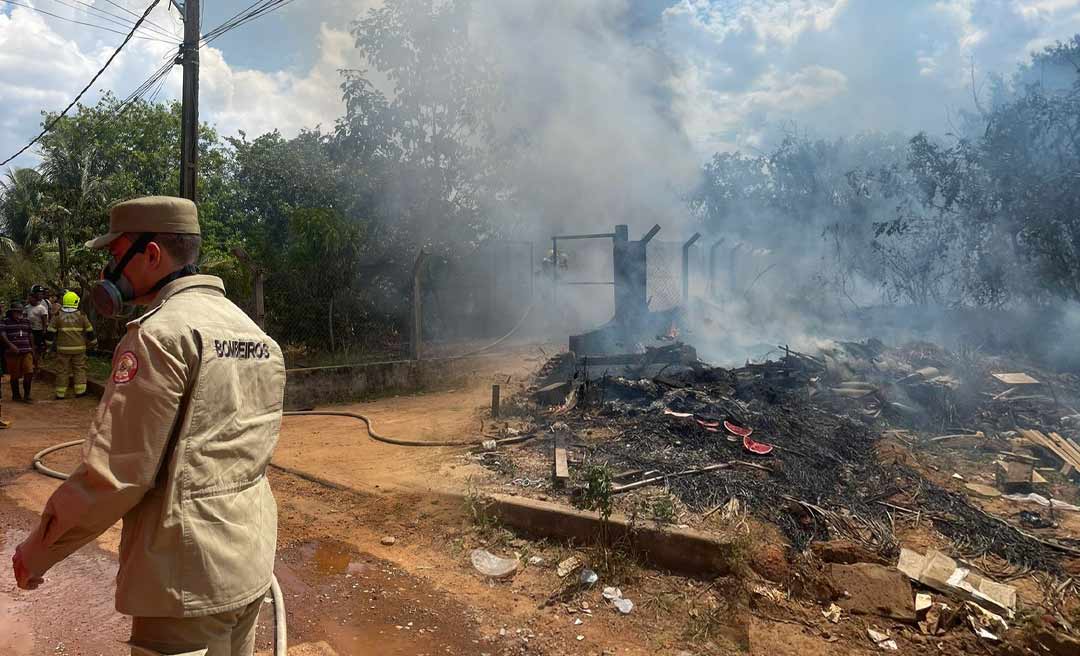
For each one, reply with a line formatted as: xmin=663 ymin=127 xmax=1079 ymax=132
xmin=46 ymin=291 xmax=98 ymax=398
xmin=11 ymin=196 xmax=286 ymax=656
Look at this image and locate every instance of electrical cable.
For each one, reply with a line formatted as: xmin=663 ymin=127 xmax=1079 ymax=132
xmin=0 ymin=0 xmax=164 ymax=167
xmin=100 ymin=0 xmax=173 ymax=36
xmin=43 ymin=0 xmax=177 ymax=39
xmin=0 ymin=0 xmax=172 ymax=42
xmin=199 ymin=0 xmax=298 ymax=47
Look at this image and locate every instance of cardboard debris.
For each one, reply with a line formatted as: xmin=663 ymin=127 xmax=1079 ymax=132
xmin=897 ymin=548 xmax=1016 ymax=618
xmin=992 ymin=372 xmax=1041 ymax=385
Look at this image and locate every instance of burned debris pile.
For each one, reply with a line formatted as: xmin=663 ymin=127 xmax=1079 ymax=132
xmin=489 ymin=340 xmax=1080 ymax=577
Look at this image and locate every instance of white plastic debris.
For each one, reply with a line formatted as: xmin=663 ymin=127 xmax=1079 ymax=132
xmin=601 ymin=586 xmax=633 ymax=614
xmin=867 ymin=627 xmax=898 ymax=651
xmin=579 ymin=569 xmax=598 ymax=586
xmin=1002 ymin=493 xmax=1080 ymax=512
xmin=527 ymin=556 xmax=544 ymax=566
xmin=470 ymin=549 xmax=519 ymax=579
xmin=915 ymin=593 xmax=933 ymax=613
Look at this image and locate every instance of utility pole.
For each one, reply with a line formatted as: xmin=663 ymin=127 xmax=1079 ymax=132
xmin=178 ymin=0 xmax=200 ymax=201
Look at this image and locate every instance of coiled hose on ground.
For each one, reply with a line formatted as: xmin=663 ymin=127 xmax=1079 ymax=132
xmin=30 ymin=409 xmax=500 ymax=655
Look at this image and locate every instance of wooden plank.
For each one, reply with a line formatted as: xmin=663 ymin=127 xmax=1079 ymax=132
xmin=992 ymin=372 xmax=1041 ymax=385
xmin=553 ymin=447 xmax=569 ymax=484
xmin=1047 ymin=432 xmax=1080 ymax=467
xmin=1023 ymin=429 xmax=1080 ymax=470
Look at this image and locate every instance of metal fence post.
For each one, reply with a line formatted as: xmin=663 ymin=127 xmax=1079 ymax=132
xmin=682 ymin=233 xmax=701 ymax=304
xmin=411 ymin=250 xmax=427 ymax=361
xmin=253 ymin=269 xmax=265 ymax=329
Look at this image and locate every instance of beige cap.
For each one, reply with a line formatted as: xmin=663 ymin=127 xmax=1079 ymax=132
xmin=85 ymin=196 xmax=200 ymax=249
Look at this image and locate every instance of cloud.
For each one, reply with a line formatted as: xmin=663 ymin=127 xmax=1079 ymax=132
xmin=6 ymin=0 xmax=1080 ymax=176
xmin=199 ymin=24 xmax=355 ymax=139
xmin=0 ymin=1 xmax=366 ymax=168
xmin=663 ymin=0 xmax=1080 ymax=155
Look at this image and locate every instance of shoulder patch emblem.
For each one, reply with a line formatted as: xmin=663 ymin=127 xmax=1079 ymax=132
xmin=113 ymin=351 xmax=139 ymax=384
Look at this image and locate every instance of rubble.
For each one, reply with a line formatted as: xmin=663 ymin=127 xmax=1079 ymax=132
xmin=866 ymin=627 xmax=898 ymax=651
xmin=491 ymin=336 xmax=1080 ymax=630
xmin=828 ymin=562 xmax=915 ymax=622
xmin=896 ymin=548 xmax=1016 ymax=617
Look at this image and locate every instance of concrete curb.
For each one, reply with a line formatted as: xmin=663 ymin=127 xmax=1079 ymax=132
xmin=486 ymin=493 xmax=735 ymax=576
xmin=267 ymin=462 xmax=735 ymax=576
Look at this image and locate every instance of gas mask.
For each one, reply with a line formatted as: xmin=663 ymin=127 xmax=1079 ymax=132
xmin=90 ymin=233 xmax=197 ymax=317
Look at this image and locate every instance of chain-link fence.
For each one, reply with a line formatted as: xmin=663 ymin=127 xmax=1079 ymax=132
xmin=241 ymin=241 xmax=537 ymax=368
xmin=646 ymin=240 xmax=684 ymax=311
xmin=421 ymin=241 xmax=535 ymax=353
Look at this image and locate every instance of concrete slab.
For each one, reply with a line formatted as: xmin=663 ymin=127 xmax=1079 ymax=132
xmin=828 ymin=562 xmax=915 ymax=622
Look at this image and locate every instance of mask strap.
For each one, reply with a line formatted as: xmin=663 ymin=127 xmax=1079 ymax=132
xmin=149 ymin=264 xmax=200 ymax=294
xmin=107 ymin=232 xmax=157 ymax=283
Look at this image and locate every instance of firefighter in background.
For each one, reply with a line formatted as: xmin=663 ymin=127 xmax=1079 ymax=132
xmin=47 ymin=291 xmax=97 ymax=399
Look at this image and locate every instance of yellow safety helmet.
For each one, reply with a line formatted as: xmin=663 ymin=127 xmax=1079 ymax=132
xmin=62 ymin=291 xmax=80 ymax=309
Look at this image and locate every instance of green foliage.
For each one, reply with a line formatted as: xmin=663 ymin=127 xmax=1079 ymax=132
xmin=580 ymin=465 xmax=614 ymax=521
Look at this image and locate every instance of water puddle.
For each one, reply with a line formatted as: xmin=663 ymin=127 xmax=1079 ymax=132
xmin=271 ymin=539 xmax=487 ymax=655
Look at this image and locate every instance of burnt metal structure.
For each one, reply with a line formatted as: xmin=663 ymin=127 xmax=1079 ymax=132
xmin=563 ymin=224 xmax=665 ymax=355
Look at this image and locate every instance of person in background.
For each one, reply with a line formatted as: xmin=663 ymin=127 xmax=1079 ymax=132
xmin=47 ymin=291 xmax=97 ymax=399
xmin=1 ymin=301 xmax=35 ymax=402
xmin=26 ymin=285 xmax=50 ymax=369
xmin=47 ymin=290 xmax=60 ymax=321
xmin=0 ymin=302 xmax=7 ymax=425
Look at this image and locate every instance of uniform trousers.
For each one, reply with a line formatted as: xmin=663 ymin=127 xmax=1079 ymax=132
xmin=53 ymin=351 xmax=87 ymax=398
xmin=128 ymin=596 xmax=263 ymax=656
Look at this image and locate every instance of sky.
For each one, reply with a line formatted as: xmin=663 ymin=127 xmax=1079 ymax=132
xmin=2 ymin=0 xmax=1080 ymax=170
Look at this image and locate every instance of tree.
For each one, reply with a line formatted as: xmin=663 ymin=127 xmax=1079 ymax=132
xmin=0 ymin=168 xmax=46 ymax=253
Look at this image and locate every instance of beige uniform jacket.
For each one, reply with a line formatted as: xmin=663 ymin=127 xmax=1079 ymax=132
xmin=20 ymin=275 xmax=286 ymax=618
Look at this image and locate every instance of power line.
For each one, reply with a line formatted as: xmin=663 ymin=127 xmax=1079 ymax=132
xmin=43 ymin=0 xmax=177 ymax=39
xmin=1 ymin=0 xmax=165 ymax=167
xmin=99 ymin=0 xmax=174 ymax=37
xmin=0 ymin=0 xmax=172 ymax=42
xmin=200 ymin=0 xmax=298 ymax=47
xmin=45 ymin=0 xmax=176 ymax=39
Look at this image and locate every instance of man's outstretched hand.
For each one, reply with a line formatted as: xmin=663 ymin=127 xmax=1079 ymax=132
xmin=12 ymin=546 xmax=44 ymax=590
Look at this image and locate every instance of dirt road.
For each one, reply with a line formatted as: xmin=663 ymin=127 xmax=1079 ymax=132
xmin=0 ymin=358 xmax=733 ymax=656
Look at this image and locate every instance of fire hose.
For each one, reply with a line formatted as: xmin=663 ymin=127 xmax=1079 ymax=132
xmin=32 ymin=439 xmax=288 ymax=656
xmin=26 ymin=301 xmax=539 ymax=650
xmin=28 ymin=408 xmax=506 ymax=655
